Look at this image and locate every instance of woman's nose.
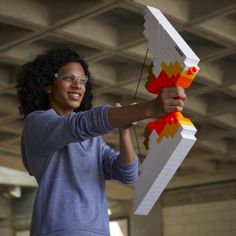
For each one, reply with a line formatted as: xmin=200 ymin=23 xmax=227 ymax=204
xmin=71 ymin=78 xmax=83 ymax=87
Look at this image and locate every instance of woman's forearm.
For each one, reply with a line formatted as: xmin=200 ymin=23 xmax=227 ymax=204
xmin=107 ymin=86 xmax=186 ymax=129
xmin=118 ymin=128 xmax=136 ymax=164
xmin=107 ymin=99 xmax=162 ymax=128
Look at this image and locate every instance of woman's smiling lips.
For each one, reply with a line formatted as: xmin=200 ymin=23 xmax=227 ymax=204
xmin=68 ymin=92 xmax=82 ymax=101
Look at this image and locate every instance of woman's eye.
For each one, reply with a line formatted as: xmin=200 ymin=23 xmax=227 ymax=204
xmin=81 ymin=79 xmax=86 ymax=85
xmin=63 ymin=75 xmax=74 ymax=80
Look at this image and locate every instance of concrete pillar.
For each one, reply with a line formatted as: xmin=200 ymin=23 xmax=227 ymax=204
xmin=12 ymin=188 xmax=36 ymax=216
xmin=15 ymin=230 xmax=30 ymax=236
xmin=0 ymin=195 xmax=14 ymax=236
xmin=0 ymin=187 xmax=36 ymax=235
xmin=12 ymin=188 xmax=36 ymax=232
xmin=130 ymin=203 xmax=162 ymax=236
xmin=0 ymin=225 xmax=14 ymax=236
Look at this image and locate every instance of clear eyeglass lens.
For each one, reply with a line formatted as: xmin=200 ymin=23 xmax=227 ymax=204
xmin=55 ymin=73 xmax=88 ymax=85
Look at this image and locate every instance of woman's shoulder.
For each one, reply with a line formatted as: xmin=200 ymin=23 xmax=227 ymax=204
xmin=25 ymin=109 xmax=56 ymax=121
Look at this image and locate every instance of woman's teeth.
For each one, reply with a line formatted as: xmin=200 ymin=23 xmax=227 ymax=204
xmin=69 ymin=93 xmax=80 ymax=100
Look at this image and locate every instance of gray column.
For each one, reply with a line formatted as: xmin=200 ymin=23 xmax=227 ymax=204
xmin=130 ymin=203 xmax=162 ymax=236
xmin=0 ymin=195 xmax=14 ymax=236
xmin=12 ymin=188 xmax=37 ymax=232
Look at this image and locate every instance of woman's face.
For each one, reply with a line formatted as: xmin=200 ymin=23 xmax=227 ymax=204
xmin=48 ymin=62 xmax=87 ymax=116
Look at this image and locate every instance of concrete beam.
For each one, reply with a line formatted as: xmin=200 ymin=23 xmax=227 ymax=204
xmin=0 ymin=166 xmax=37 ymax=187
xmin=197 ymin=15 xmax=236 ymax=45
xmin=197 ymin=138 xmax=228 ymax=155
xmin=212 ymin=113 xmax=236 ymax=129
xmin=0 ymin=119 xmax=23 ymax=135
xmin=207 ymin=98 xmax=236 ymax=117
xmin=228 ymin=140 xmax=236 ymax=160
xmin=0 ymin=156 xmax=24 ymax=171
xmin=162 ymin=181 xmax=236 ymax=207
xmin=132 ymin=0 xmax=189 ymax=23
xmin=59 ymin=18 xmax=119 ymax=48
xmin=106 ymin=180 xmax=133 ymax=200
xmin=197 ymin=62 xmax=224 ymax=86
xmin=0 ymin=0 xmax=49 ymax=28
xmin=182 ymin=159 xmax=217 ymax=173
xmin=0 ymin=114 xmax=20 ymax=125
xmin=0 ymin=94 xmax=18 ymax=114
xmin=167 ymin=169 xmax=236 ymax=190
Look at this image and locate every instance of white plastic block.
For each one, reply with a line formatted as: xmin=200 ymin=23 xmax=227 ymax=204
xmin=144 ymin=5 xmax=200 ymax=77
xmin=133 ymin=123 xmax=197 ymax=215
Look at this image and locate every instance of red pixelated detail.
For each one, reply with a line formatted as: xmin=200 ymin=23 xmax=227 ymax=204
xmin=146 ymin=70 xmax=170 ymax=94
xmin=152 ymin=112 xmax=180 ymax=134
xmin=146 ymin=72 xmax=187 ymax=94
xmin=146 ymin=70 xmax=195 ymax=95
xmin=143 ymin=112 xmax=182 ymax=149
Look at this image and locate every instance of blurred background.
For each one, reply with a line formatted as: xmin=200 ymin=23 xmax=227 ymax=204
xmin=0 ymin=0 xmax=236 ymax=235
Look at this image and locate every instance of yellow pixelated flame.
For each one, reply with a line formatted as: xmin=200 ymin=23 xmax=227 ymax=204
xmin=157 ymin=117 xmax=194 ymax=143
xmin=161 ymin=61 xmax=197 ymax=80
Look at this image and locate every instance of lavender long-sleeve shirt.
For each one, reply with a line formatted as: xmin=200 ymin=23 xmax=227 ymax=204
xmin=21 ymin=105 xmax=138 ymax=236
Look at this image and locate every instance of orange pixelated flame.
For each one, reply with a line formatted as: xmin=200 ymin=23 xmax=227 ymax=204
xmin=144 ymin=62 xmax=198 ymax=149
xmin=143 ymin=112 xmax=193 ymax=149
xmin=145 ymin=62 xmax=198 ymax=95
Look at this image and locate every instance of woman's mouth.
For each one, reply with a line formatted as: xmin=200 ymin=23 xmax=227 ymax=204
xmin=68 ymin=92 xmax=81 ymax=101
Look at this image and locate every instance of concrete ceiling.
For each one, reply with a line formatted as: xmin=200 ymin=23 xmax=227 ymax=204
xmin=0 ymin=0 xmax=236 ymax=200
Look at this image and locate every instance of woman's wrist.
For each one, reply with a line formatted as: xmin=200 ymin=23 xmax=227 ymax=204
xmin=145 ymin=98 xmax=163 ymax=119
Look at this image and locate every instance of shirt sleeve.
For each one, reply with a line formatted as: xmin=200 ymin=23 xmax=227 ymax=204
xmin=23 ymin=105 xmax=113 ymax=157
xmin=101 ymin=138 xmax=138 ymax=184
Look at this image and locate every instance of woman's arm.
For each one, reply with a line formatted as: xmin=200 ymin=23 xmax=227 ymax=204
xmin=108 ymin=86 xmax=186 ymax=128
xmin=113 ymin=103 xmax=137 ymax=165
xmin=111 ymin=86 xmax=186 ymax=165
xmin=118 ymin=127 xmax=136 ymax=165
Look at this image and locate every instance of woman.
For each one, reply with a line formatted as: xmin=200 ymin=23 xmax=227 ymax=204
xmin=16 ymin=48 xmax=186 ymax=236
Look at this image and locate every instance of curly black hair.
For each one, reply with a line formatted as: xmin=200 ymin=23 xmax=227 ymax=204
xmin=16 ymin=48 xmax=93 ymax=118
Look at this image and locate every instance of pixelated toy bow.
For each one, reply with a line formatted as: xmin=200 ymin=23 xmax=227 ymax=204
xmin=133 ymin=6 xmax=200 ymax=215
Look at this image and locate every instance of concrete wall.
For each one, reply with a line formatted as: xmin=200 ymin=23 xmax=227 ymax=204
xmin=161 ymin=181 xmax=236 ymax=236
xmin=128 ymin=181 xmax=236 ymax=236
xmin=162 ymin=200 xmax=236 ymax=236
